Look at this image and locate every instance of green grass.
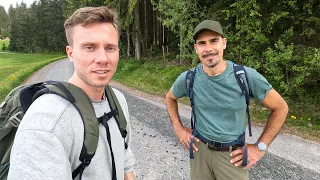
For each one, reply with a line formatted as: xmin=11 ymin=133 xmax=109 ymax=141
xmin=0 ymin=53 xmax=67 ymax=100
xmin=114 ymin=58 xmax=320 ymax=142
xmin=251 ymin=98 xmax=320 ymax=142
xmin=0 ymin=53 xmax=64 ymax=67
xmin=115 ymin=58 xmax=190 ymax=95
xmin=0 ymin=40 xmax=9 ymax=51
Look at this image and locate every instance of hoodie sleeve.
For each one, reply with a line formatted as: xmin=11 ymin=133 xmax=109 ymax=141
xmin=8 ymin=130 xmax=72 ymax=180
xmin=112 ymin=88 xmax=135 ymax=173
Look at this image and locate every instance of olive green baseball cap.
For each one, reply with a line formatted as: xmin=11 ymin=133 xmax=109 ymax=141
xmin=193 ymin=20 xmax=224 ymax=40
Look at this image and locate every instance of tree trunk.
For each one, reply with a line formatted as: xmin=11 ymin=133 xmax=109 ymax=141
xmin=148 ymin=0 xmax=154 ymax=48
xmin=159 ymin=14 xmax=163 ymax=46
xmin=143 ymin=0 xmax=148 ymax=56
xmin=153 ymin=10 xmax=156 ymax=44
xmin=126 ymin=28 xmax=130 ymax=57
xmin=162 ymin=25 xmax=166 ymax=61
xmin=134 ymin=1 xmax=141 ymax=60
xmin=179 ymin=25 xmax=183 ymax=64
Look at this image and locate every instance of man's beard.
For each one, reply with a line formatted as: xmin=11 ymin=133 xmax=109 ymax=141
xmin=202 ymin=52 xmax=219 ymax=68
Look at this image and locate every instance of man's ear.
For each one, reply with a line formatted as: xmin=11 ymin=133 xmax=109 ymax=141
xmin=66 ymin=46 xmax=74 ymax=62
xmin=194 ymin=44 xmax=198 ymax=54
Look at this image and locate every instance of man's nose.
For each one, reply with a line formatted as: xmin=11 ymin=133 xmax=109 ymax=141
xmin=204 ymin=44 xmax=213 ymax=52
xmin=95 ymin=48 xmax=109 ymax=63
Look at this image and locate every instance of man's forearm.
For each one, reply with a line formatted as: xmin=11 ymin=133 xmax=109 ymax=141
xmin=259 ymin=103 xmax=288 ymax=146
xmin=165 ymin=96 xmax=183 ymax=131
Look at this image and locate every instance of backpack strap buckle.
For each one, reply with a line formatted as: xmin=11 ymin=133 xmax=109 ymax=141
xmin=82 ymin=158 xmax=91 ymax=167
xmin=72 ymin=158 xmax=92 ymax=179
xmin=8 ymin=111 xmax=23 ymax=127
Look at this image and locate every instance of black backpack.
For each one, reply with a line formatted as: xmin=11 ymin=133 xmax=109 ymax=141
xmin=0 ymin=81 xmax=127 ymax=180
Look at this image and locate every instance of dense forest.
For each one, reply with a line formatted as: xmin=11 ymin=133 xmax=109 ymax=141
xmin=0 ymin=0 xmax=319 ymax=102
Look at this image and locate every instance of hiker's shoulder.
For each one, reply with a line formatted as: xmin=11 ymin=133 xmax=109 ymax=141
xmin=111 ymin=88 xmax=127 ymax=105
xmin=112 ymin=87 xmax=125 ymax=99
xmin=229 ymin=61 xmax=261 ymax=76
xmin=243 ymin=65 xmax=258 ymax=75
xmin=19 ymin=94 xmax=80 ymax=133
xmin=110 ymin=87 xmax=129 ymax=116
xmin=174 ymin=70 xmax=189 ymax=83
xmin=242 ymin=65 xmax=265 ymax=79
xmin=29 ymin=93 xmax=75 ymax=114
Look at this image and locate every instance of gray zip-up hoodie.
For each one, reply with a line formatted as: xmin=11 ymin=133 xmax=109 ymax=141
xmin=8 ymin=88 xmax=135 ymax=180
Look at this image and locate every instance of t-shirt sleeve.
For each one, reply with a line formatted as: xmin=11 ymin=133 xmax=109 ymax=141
xmin=172 ymin=71 xmax=189 ymax=98
xmin=8 ymin=130 xmax=72 ymax=180
xmin=245 ymin=67 xmax=272 ymax=102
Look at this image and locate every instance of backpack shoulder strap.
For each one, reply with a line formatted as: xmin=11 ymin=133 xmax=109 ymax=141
xmin=186 ymin=67 xmax=196 ymax=129
xmin=186 ymin=67 xmax=196 ymax=98
xmin=233 ymin=64 xmax=253 ymax=136
xmin=57 ymin=82 xmax=99 ymax=159
xmin=32 ymin=81 xmax=99 ymax=179
xmin=105 ymin=85 xmax=127 ymax=131
xmin=105 ymin=86 xmax=128 ymax=146
xmin=233 ymin=64 xmax=252 ymax=97
xmin=186 ymin=67 xmax=198 ymax=159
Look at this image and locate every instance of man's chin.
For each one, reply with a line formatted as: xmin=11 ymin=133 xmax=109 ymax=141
xmin=95 ymin=82 xmax=109 ymax=88
xmin=90 ymin=79 xmax=110 ymax=88
xmin=204 ymin=61 xmax=219 ymax=68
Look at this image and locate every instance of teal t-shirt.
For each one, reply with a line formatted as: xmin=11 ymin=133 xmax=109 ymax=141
xmin=172 ymin=60 xmax=272 ymax=143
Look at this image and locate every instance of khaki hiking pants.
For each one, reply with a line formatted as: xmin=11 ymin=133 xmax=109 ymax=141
xmin=190 ymin=141 xmax=249 ymax=180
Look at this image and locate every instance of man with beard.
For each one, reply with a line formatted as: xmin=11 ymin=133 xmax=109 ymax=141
xmin=165 ymin=20 xmax=288 ymax=180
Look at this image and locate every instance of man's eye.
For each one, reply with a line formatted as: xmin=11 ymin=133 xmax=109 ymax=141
xmin=106 ymin=47 xmax=117 ymax=52
xmin=85 ymin=46 xmax=94 ymax=50
xmin=211 ymin=39 xmax=219 ymax=43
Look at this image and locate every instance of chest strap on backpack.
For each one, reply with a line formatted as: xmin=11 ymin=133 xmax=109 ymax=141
xmin=72 ymin=155 xmax=93 ymax=180
xmin=98 ymin=110 xmax=118 ymax=180
xmin=105 ymin=86 xmax=128 ymax=149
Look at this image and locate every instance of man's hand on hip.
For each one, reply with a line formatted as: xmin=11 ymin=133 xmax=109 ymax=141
xmin=229 ymin=144 xmax=265 ymax=169
xmin=175 ymin=127 xmax=200 ymax=152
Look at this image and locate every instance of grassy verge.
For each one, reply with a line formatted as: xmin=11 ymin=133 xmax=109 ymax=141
xmin=115 ymin=58 xmax=320 ymax=142
xmin=0 ymin=53 xmax=66 ymax=100
xmin=115 ymin=58 xmax=190 ymax=95
xmin=251 ymin=99 xmax=320 ymax=142
xmin=0 ymin=40 xmax=9 ymax=51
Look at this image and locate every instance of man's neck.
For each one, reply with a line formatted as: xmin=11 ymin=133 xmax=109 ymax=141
xmin=68 ymin=75 xmax=105 ymax=101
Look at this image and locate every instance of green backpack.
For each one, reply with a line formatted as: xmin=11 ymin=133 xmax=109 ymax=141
xmin=0 ymin=81 xmax=127 ymax=180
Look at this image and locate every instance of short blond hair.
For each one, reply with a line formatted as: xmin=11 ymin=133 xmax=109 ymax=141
xmin=64 ymin=6 xmax=119 ymax=45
